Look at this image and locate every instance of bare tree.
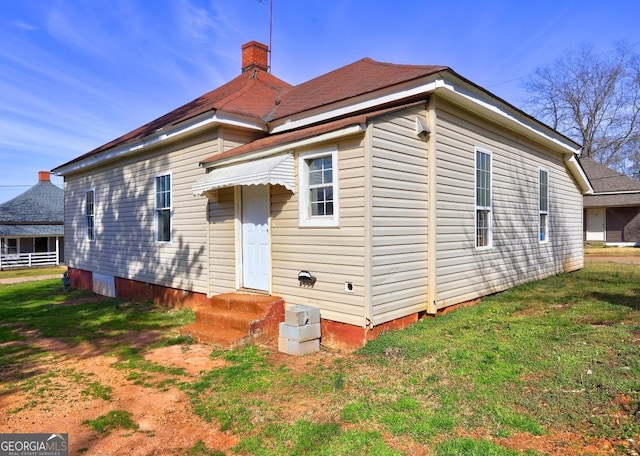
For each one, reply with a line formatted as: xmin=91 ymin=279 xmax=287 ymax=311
xmin=523 ymin=42 xmax=640 ymax=174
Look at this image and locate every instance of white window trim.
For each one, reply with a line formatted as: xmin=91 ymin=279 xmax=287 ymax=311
xmin=85 ymin=188 xmax=96 ymax=242
xmin=539 ymin=168 xmax=549 ymax=243
xmin=298 ymin=147 xmax=339 ymax=227
xmin=154 ymin=172 xmax=172 ymax=244
xmin=475 ymin=147 xmax=492 ymax=249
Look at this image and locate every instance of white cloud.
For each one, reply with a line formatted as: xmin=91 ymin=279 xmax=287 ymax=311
xmin=10 ymin=20 xmax=38 ymax=31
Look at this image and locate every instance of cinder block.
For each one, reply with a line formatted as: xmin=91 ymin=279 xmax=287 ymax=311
xmin=279 ymin=322 xmax=321 ymax=342
xmin=284 ymin=305 xmax=320 ymax=327
xmin=278 ymin=337 xmax=320 ymax=356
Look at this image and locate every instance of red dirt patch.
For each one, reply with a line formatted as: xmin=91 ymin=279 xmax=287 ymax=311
xmin=0 ymin=333 xmax=237 ymax=455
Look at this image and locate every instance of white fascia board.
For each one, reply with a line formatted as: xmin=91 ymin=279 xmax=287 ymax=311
xmin=204 ymin=124 xmax=366 ymax=168
xmin=271 ymin=73 xmax=581 ymax=158
xmin=269 ymin=81 xmax=439 ymax=134
xmin=53 ymin=110 xmax=267 ymax=176
xmin=564 ymin=154 xmax=594 ymax=195
xmin=432 ymin=78 xmax=581 ymax=155
xmin=592 ymin=190 xmax=640 ymax=196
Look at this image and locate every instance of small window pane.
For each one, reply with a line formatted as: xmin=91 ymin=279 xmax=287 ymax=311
xmin=158 ymin=209 xmax=171 ymax=242
xmin=476 ymin=209 xmax=490 ymax=247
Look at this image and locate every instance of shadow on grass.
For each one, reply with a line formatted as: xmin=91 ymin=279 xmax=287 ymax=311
xmin=589 ymin=288 xmax=640 ymax=310
xmin=0 ymin=279 xmax=193 ymax=383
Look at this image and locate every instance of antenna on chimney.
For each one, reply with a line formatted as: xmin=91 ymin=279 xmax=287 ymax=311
xmin=256 ymin=0 xmax=273 ymax=72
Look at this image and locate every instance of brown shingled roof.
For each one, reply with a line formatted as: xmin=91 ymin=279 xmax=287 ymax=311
xmin=55 ymin=69 xmax=291 ymax=169
xmin=55 ymin=51 xmax=448 ymax=172
xmin=580 ymin=157 xmax=640 ymax=193
xmin=270 ymin=58 xmax=447 ymax=120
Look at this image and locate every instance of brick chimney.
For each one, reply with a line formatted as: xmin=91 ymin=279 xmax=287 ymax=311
xmin=241 ymin=41 xmax=269 ymax=73
xmin=38 ymin=171 xmax=51 ymax=182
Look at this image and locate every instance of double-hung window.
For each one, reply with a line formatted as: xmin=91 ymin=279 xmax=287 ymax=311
xmin=299 ymin=148 xmax=339 ymax=227
xmin=475 ymin=148 xmax=492 ymax=248
xmin=155 ymin=174 xmax=171 ymax=242
xmin=539 ymin=169 xmax=549 ymax=242
xmin=85 ymin=189 xmax=95 ymax=241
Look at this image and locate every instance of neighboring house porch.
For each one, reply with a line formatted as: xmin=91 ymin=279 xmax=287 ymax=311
xmin=0 ymin=171 xmax=64 ymax=269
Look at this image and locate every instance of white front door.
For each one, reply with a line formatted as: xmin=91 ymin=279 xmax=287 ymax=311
xmin=586 ymin=208 xmax=606 ymax=242
xmin=241 ymin=185 xmax=270 ymax=290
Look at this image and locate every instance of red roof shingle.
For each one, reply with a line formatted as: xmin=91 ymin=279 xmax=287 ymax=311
xmin=54 ymin=50 xmax=449 ymax=172
xmin=270 ymin=58 xmax=446 ymax=120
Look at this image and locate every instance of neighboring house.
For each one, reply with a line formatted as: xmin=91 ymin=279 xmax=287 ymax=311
xmin=0 ymin=171 xmax=64 ymax=269
xmin=581 ymin=157 xmax=640 ymax=245
xmin=52 ymin=41 xmax=592 ymax=349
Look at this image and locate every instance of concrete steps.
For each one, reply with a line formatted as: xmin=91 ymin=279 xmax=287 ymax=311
xmin=180 ymin=293 xmax=284 ymax=349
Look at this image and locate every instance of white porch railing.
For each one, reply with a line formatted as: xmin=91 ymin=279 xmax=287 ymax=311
xmin=0 ymin=251 xmax=59 ymax=269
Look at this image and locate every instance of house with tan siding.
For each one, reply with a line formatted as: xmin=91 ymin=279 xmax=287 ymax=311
xmin=53 ymin=41 xmax=592 ymax=349
xmin=581 ymin=157 xmax=640 ymax=245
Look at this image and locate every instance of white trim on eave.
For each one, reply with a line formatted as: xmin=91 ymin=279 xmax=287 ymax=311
xmin=203 ymin=124 xmax=366 ymax=168
xmin=564 ymin=154 xmax=594 ymax=195
xmin=270 ymin=80 xmax=440 ymax=134
xmin=271 ymin=73 xmax=580 ymax=154
xmin=431 ymin=78 xmax=581 ymax=156
xmin=591 ymin=190 xmax=640 ymax=196
xmin=52 ymin=110 xmax=267 ymax=176
xmin=269 ymin=72 xmax=590 ymax=195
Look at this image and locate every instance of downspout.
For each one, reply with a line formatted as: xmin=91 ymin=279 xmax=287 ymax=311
xmin=426 ymin=98 xmax=438 ymax=314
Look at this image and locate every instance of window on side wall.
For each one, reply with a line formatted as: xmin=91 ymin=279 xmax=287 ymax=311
xmin=539 ymin=169 xmax=549 ymax=242
xmin=155 ymin=174 xmax=171 ymax=242
xmin=475 ymin=148 xmax=492 ymax=248
xmin=299 ymin=148 xmax=339 ymax=227
xmin=85 ymin=189 xmax=95 ymax=241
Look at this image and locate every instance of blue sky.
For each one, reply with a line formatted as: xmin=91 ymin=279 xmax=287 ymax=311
xmin=1 ymin=0 xmax=639 ymax=202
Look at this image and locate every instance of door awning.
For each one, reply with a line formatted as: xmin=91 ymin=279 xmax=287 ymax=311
xmin=192 ymin=153 xmax=295 ymax=196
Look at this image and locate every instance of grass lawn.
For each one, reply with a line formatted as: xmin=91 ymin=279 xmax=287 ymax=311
xmin=584 ymin=243 xmax=640 ymax=256
xmin=0 ymin=265 xmax=67 ymax=279
xmin=1 ymin=263 xmax=639 ymax=455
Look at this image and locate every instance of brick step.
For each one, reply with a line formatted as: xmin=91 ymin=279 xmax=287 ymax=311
xmin=203 ymin=293 xmax=279 ymax=314
xmin=179 ymin=322 xmax=250 ymax=349
xmin=194 ymin=307 xmax=262 ymax=332
xmin=180 ymin=294 xmax=285 ymax=349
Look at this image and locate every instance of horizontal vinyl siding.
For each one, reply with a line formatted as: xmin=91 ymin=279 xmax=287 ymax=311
xmin=270 ymin=136 xmax=367 ymax=326
xmin=63 ymin=130 xmax=217 ymax=294
xmin=222 ymin=127 xmax=264 ymax=153
xmin=434 ymin=100 xmax=583 ymax=308
xmin=207 ymin=187 xmax=237 ymax=293
xmin=370 ymin=105 xmax=429 ymax=325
